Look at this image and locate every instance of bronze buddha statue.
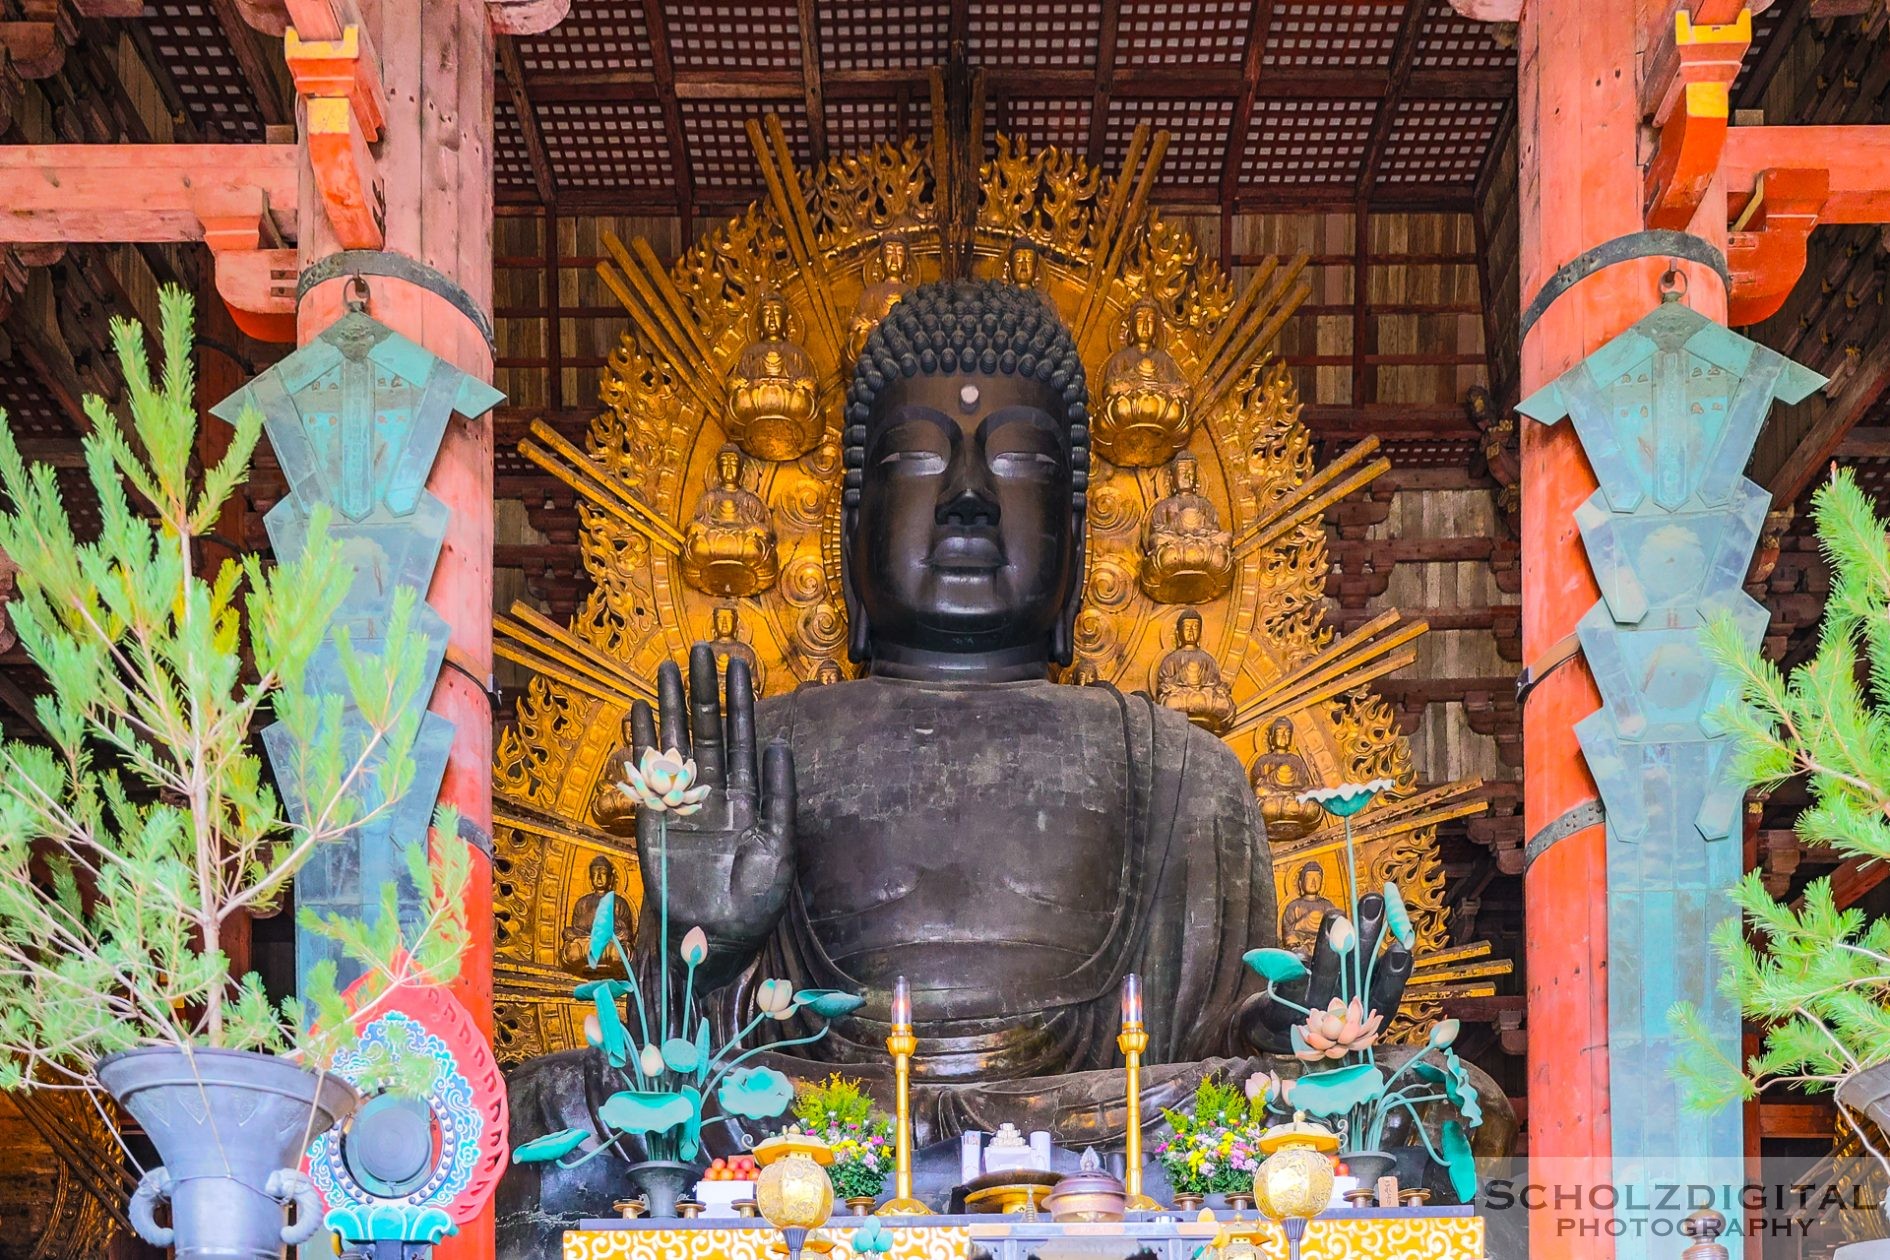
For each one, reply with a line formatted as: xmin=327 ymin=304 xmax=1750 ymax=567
xmin=501 ymin=282 xmax=1510 ymax=1247
xmin=726 ymin=291 xmax=821 ymax=461
xmin=680 ymin=443 xmax=780 ymax=596
xmin=1248 ymin=715 xmax=1327 ymax=844
xmin=1139 ymin=450 xmax=1234 ymax=603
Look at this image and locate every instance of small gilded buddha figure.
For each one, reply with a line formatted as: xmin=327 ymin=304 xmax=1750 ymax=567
xmin=726 ymin=290 xmax=822 ymax=462
xmin=681 ymin=444 xmax=779 ymax=596
xmin=1154 ymin=608 xmax=1236 ymax=733
xmin=812 ymin=659 xmax=844 ymax=686
xmin=847 ymin=233 xmax=916 ymax=363
xmin=1004 ymin=237 xmax=1046 ymax=291
xmin=1097 ymin=297 xmax=1193 ymax=467
xmin=1139 ymin=450 xmax=1234 ymax=603
xmin=1279 ymin=862 xmax=1341 ymax=959
xmin=706 ymin=604 xmax=764 ymax=697
xmin=1248 ymin=716 xmax=1327 ymax=844
xmin=559 ymin=855 xmax=621 ymax=969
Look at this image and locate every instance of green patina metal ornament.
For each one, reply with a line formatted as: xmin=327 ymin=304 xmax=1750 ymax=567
xmin=1519 ymin=291 xmax=1823 ymax=1260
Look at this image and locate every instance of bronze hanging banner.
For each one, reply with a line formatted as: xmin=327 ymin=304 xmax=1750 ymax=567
xmin=1518 ymin=229 xmax=1730 ymax=341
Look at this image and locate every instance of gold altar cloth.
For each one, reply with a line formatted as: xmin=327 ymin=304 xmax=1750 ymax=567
xmin=563 ymin=1214 xmax=1484 ymax=1260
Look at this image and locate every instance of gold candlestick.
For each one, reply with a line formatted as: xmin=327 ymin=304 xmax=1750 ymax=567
xmin=879 ymin=976 xmax=932 ymax=1216
xmin=1119 ymin=973 xmax=1161 ymax=1211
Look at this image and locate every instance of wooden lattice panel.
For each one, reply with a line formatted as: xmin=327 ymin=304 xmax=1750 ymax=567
xmin=997 ymin=97 xmax=1091 ymax=156
xmin=1239 ymin=98 xmax=1378 ymax=185
xmin=1116 ymin=0 xmax=1251 ymax=67
xmin=825 ymin=98 xmax=928 ymax=155
xmin=1107 ymin=97 xmax=1238 ymax=187
xmin=1413 ymin=8 xmax=1518 ymax=73
xmin=665 ymin=0 xmax=801 ymax=74
xmin=968 ymin=0 xmax=1102 ymax=70
xmin=517 ymin=1 xmax=650 ymax=76
xmin=819 ymin=1 xmax=950 ymax=72
xmin=539 ymin=100 xmax=675 ymax=191
xmin=1378 ymin=99 xmax=1506 ymax=186
xmin=495 ymin=93 xmax=538 ymax=194
xmin=1264 ymin=0 xmax=1409 ymax=73
xmin=0 ymin=357 xmax=70 ymax=439
xmin=142 ymin=2 xmax=267 ymax=141
xmin=1379 ymin=437 xmax=1484 ymax=469
xmin=679 ymin=99 xmax=810 ymax=194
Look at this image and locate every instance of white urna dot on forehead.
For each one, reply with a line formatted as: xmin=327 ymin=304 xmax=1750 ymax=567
xmin=959 ymin=384 xmax=980 ymax=412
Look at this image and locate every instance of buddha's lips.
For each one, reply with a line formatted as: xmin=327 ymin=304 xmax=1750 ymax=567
xmin=928 ymin=531 xmax=1004 ymax=571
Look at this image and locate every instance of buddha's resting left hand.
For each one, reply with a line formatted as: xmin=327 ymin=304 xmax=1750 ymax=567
xmin=1238 ymin=891 xmax=1413 ymax=1055
xmin=627 ymin=644 xmax=797 ymax=992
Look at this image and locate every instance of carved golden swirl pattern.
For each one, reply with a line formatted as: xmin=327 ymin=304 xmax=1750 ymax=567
xmin=493 ymin=128 xmax=1461 ymax=1064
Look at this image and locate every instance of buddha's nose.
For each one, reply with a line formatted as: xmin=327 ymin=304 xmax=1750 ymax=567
xmin=937 ymin=450 xmax=999 ymax=528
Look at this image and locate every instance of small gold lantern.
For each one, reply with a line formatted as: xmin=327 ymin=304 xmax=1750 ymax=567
xmin=1254 ymin=1112 xmax=1338 ymax=1260
xmin=754 ymin=1127 xmax=837 ymax=1259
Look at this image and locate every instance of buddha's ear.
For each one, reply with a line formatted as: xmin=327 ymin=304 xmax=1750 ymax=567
xmin=841 ymin=506 xmax=871 ymax=663
xmin=1050 ymin=505 xmax=1085 ymax=668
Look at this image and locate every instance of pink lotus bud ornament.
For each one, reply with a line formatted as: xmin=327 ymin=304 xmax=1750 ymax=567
xmin=1292 ymin=997 xmax=1384 ymax=1061
xmin=756 ymin=978 xmax=798 ymax=1020
xmin=680 ymin=925 xmax=709 ymax=967
xmin=617 ymin=747 xmax=713 ymax=815
xmin=639 ymin=1043 xmax=667 ymax=1077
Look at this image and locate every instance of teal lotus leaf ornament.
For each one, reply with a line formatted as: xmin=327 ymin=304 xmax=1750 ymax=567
xmin=695 ymin=1017 xmax=712 ymax=1078
xmin=717 ymin=1065 xmax=796 ymax=1119
xmin=1441 ymin=1119 xmax=1479 ymax=1202
xmin=851 ymin=1218 xmax=895 ymax=1255
xmin=512 ymin=1126 xmax=592 ymax=1164
xmin=1298 ymin=779 xmax=1395 ymax=819
xmin=679 ymin=1085 xmax=704 ymax=1162
xmin=587 ymin=891 xmax=617 ymax=968
xmin=1428 ymin=1018 xmax=1462 ymax=1050
xmin=661 ymin=1036 xmax=700 ymax=1074
xmin=599 ymin=1089 xmax=699 ymax=1136
xmin=1383 ymin=881 xmax=1414 ymax=948
xmin=324 ymin=1204 xmax=458 ymax=1245
xmin=1288 ymin=1062 xmax=1386 ymax=1119
xmin=794 ymin=988 xmax=866 ymax=1018
xmin=593 ymin=988 xmax=630 ymax=1068
xmin=1326 ymin=915 xmax=1356 ymax=955
xmin=572 ymin=978 xmax=632 ymax=1001
xmin=1243 ymin=948 xmax=1309 ymax=985
xmin=1412 ymin=1050 xmax=1484 ymax=1129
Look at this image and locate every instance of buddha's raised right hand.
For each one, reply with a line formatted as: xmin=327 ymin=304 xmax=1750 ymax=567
xmin=626 ymin=644 xmax=797 ymax=992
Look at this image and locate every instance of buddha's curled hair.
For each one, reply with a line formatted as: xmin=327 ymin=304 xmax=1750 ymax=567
xmin=842 ymin=280 xmax=1090 ymax=512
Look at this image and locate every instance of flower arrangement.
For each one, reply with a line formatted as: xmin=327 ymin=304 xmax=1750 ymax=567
xmin=1242 ymin=780 xmax=1482 ymax=1201
xmin=792 ymin=1073 xmax=894 ymax=1201
xmin=512 ymin=748 xmax=862 ymax=1172
xmin=1154 ymin=1076 xmax=1269 ymax=1197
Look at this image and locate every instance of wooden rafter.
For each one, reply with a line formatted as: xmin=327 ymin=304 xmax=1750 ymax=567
xmin=638 ymin=0 xmax=695 ymax=234
xmin=1357 ymin=0 xmax=1433 ymax=198
xmin=207 ymin=0 xmax=292 ymax=127
xmin=1084 ymin=0 xmax=1121 ymax=169
xmin=795 ymin=0 xmax=828 ymax=164
xmin=1218 ymin=0 xmax=1276 ymax=216
xmin=499 ymin=36 xmax=556 ymax=205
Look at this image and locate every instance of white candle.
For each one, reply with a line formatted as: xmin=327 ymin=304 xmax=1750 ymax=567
xmin=1121 ymin=972 xmax=1142 ymax=1026
xmin=960 ymin=1131 xmax=983 ymax=1183
xmin=892 ymin=975 xmax=911 ymax=1029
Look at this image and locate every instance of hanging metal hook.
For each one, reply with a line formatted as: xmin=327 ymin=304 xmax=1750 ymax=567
xmin=1659 ymin=264 xmax=1688 ymax=302
xmin=344 ymin=274 xmax=371 ymax=314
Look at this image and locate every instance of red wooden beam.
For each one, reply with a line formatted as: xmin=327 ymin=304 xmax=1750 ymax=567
xmin=1722 ymin=125 xmax=1890 ymax=224
xmin=0 ymin=144 xmax=299 ymax=243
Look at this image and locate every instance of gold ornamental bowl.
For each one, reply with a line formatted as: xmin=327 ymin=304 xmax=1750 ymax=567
xmin=753 ymin=1128 xmax=837 ymax=1232
xmin=1254 ymin=1113 xmax=1339 ymax=1222
xmin=960 ymin=1170 xmax=1061 ymax=1216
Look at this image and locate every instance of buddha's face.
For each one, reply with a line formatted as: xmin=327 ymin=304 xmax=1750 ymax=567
xmin=713 ymin=607 xmax=737 ymax=638
xmin=757 ymin=297 xmax=788 ymax=341
xmin=1177 ymin=612 xmax=1202 ymax=647
xmin=1269 ymin=717 xmax=1294 ymax=753
xmin=717 ymin=447 xmax=742 ymax=485
xmin=1298 ymin=865 xmax=1323 ymax=897
xmin=589 ymin=858 xmax=614 ymax=893
xmin=1173 ymin=455 xmax=1198 ymax=494
xmin=882 ymin=239 xmax=909 ymax=281
xmin=1130 ymin=303 xmax=1159 ymax=348
xmin=1010 ymin=246 xmax=1039 ymax=286
xmin=851 ymin=370 xmax=1075 ymax=658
